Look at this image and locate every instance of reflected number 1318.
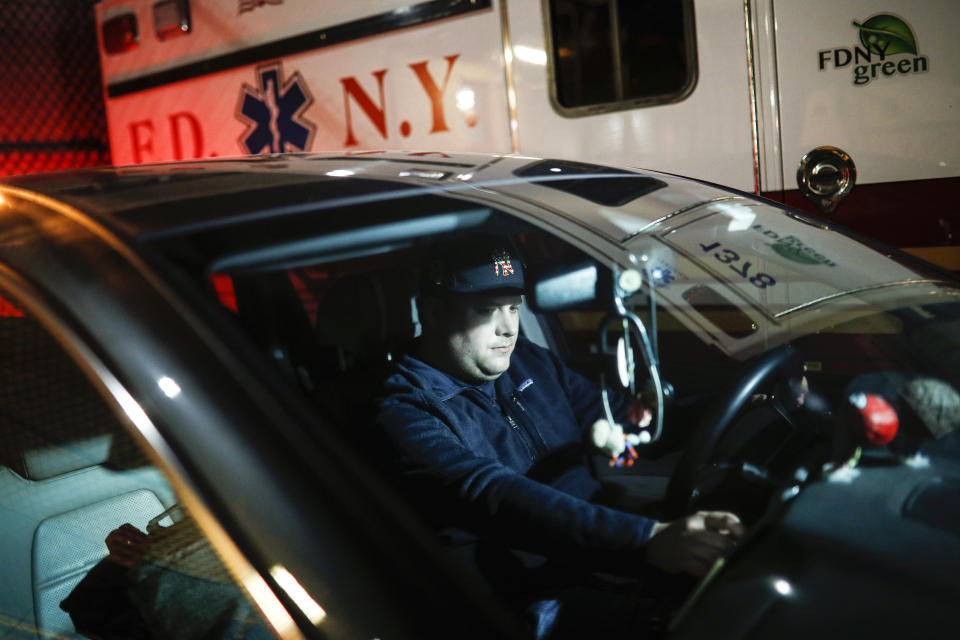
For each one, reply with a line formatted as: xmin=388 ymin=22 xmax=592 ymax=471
xmin=700 ymin=242 xmax=776 ymax=289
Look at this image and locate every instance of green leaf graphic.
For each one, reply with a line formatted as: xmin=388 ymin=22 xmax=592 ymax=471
xmin=771 ymin=243 xmax=822 ymax=265
xmin=853 ymin=15 xmax=917 ymax=56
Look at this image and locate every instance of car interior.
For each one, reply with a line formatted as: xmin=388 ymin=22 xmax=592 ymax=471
xmin=180 ymin=193 xmax=960 ymax=530
xmin=193 ymin=210 xmax=785 ymax=526
xmin=0 ymin=310 xmax=177 ymax=637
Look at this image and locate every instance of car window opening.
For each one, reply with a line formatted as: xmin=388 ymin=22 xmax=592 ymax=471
xmin=0 ymin=291 xmax=273 ymax=640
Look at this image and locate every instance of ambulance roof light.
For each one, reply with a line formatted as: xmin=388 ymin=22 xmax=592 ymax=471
xmin=102 ymin=12 xmax=138 ymax=55
xmin=154 ymin=0 xmax=192 ymax=41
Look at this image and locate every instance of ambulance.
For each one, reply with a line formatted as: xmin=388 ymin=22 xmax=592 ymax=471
xmin=94 ymin=0 xmax=960 ymax=268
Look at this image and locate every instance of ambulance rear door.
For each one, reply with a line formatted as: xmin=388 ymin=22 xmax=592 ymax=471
xmin=755 ymin=0 xmax=960 ymax=266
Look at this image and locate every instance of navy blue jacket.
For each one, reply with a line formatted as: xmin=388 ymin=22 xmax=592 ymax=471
xmin=376 ymin=337 xmax=656 ymax=574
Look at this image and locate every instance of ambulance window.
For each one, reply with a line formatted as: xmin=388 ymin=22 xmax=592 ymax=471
xmin=546 ymin=0 xmax=696 ymax=113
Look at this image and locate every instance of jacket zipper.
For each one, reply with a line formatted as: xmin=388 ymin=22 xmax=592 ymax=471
xmin=469 ymin=386 xmax=537 ymax=461
xmin=502 ymin=408 xmax=536 ymax=461
xmin=511 ymin=392 xmax=549 ymax=451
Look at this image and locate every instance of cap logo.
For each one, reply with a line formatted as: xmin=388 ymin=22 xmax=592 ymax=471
xmin=492 ymin=249 xmax=515 ymax=277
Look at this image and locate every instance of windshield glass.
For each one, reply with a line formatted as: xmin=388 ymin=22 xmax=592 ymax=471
xmin=153 ymin=183 xmax=960 ymax=478
xmin=622 ymin=198 xmax=958 ymax=357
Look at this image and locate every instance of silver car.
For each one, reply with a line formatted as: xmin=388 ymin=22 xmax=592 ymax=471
xmin=0 ymin=151 xmax=957 ymax=639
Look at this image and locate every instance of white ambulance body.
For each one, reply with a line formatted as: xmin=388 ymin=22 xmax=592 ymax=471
xmin=95 ymin=0 xmax=960 ymax=267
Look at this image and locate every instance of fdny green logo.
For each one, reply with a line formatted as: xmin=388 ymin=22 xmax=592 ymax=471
xmin=750 ymin=224 xmax=837 ymax=267
xmin=770 ymin=242 xmax=832 ymax=266
xmin=853 ymin=14 xmax=917 ymax=56
xmin=818 ymin=14 xmax=928 ymax=86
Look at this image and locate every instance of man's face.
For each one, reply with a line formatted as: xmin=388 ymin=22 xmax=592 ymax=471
xmin=440 ymin=294 xmax=522 ymax=384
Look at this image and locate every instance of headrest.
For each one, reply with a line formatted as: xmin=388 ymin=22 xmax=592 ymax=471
xmin=0 ymin=314 xmax=132 ymax=479
xmin=315 ymin=270 xmax=420 ymax=362
xmin=20 ymin=434 xmax=113 ymax=480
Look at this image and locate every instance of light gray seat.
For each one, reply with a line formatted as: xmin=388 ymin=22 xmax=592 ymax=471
xmin=0 ymin=311 xmax=179 ymax=638
xmin=0 ymin=430 xmax=175 ymax=638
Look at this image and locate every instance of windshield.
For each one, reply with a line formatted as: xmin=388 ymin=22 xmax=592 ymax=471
xmin=151 ymin=181 xmax=960 ymax=484
xmin=620 ymin=197 xmax=958 ymax=357
xmin=610 ymin=198 xmax=960 ymax=465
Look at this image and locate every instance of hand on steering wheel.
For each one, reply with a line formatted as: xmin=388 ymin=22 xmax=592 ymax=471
xmin=645 ymin=511 xmax=745 ymax=577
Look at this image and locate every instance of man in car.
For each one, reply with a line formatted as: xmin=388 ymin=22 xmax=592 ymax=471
xmin=375 ymin=236 xmax=742 ymax=637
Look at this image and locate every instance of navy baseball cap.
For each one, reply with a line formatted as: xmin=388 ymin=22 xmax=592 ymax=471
xmin=423 ymin=235 xmax=526 ymax=295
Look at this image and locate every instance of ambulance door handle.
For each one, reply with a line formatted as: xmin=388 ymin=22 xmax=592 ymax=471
xmin=796 ymin=146 xmax=856 ymax=215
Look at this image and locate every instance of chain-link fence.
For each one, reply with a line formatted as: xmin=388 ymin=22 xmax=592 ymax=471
xmin=0 ymin=0 xmax=110 ymax=176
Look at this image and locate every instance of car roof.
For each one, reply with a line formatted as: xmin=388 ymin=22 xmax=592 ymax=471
xmin=0 ymin=151 xmax=727 ymax=245
xmin=0 ymin=151 xmax=956 ymax=364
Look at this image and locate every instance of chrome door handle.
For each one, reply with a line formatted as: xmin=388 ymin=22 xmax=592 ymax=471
xmin=796 ymin=146 xmax=856 ymax=214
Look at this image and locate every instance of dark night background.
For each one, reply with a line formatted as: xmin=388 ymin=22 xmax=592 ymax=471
xmin=0 ymin=0 xmax=110 ymax=176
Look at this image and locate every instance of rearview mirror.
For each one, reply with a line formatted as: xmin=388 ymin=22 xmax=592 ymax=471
xmin=526 ymin=259 xmax=612 ymax=312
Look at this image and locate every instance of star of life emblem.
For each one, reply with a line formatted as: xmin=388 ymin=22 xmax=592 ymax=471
xmin=492 ymin=249 xmax=514 ymax=277
xmin=237 ymin=62 xmax=315 ymax=154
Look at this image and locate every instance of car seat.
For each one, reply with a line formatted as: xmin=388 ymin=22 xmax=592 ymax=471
xmin=0 ymin=313 xmax=175 ymax=639
xmin=0 ymin=425 xmax=176 ymax=639
xmin=311 ymin=269 xmax=420 ymax=438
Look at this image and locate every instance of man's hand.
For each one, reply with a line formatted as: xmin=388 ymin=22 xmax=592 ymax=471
xmin=105 ymin=523 xmax=151 ymax=568
xmin=644 ymin=511 xmax=744 ymax=577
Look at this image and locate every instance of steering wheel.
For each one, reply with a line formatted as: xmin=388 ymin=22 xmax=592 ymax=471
xmin=662 ymin=344 xmax=802 ymax=519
